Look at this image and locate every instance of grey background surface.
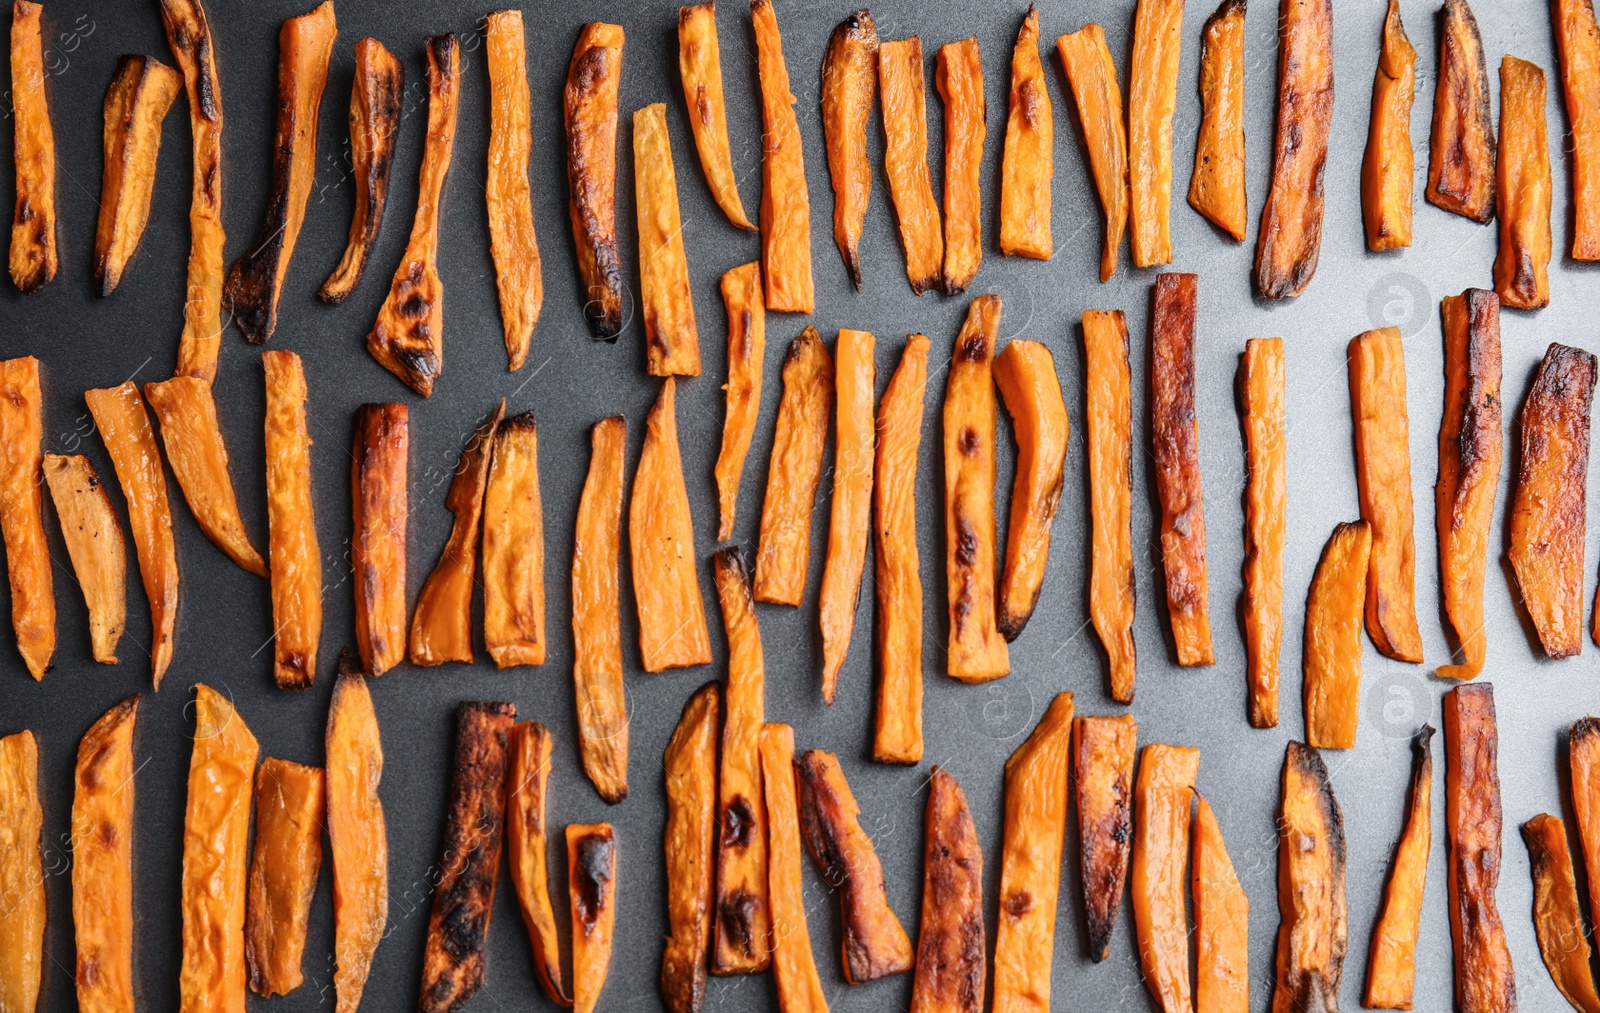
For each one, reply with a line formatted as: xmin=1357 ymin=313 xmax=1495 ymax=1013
xmin=2 ymin=0 xmax=1595 ymax=1010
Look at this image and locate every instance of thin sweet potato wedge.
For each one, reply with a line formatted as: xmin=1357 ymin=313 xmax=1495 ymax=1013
xmin=998 ymin=6 xmax=1052 ymax=260
xmin=318 ymin=37 xmax=402 ymax=305
xmin=678 ymin=2 xmax=754 ymax=231
xmin=631 ymin=379 xmax=712 ymax=670
xmin=244 ymin=757 xmax=324 ymax=996
xmin=95 ymin=54 xmax=181 ymax=296
xmin=1363 ymin=0 xmax=1416 ymax=251
xmin=910 ymin=767 xmax=983 ymax=1013
xmin=1443 ymin=684 xmax=1517 ymax=1013
xmin=821 ymin=10 xmax=876 ymax=289
xmin=485 ymin=10 xmax=543 ymax=371
xmin=1193 ymin=793 xmax=1249 ymax=1013
xmin=324 ymin=658 xmax=387 ymax=1013
xmin=759 ymin=723 xmax=829 ymax=1013
xmin=145 ymin=375 xmax=266 ymax=578
xmin=573 ymin=417 xmax=629 ymax=803
xmin=1188 ymin=0 xmax=1246 ymax=241
xmin=873 ymin=336 xmax=929 ymax=764
xmin=1508 ymin=343 xmax=1596 ymax=657
xmin=565 ymin=22 xmax=625 ymax=338
xmin=752 ymin=0 xmax=813 ymax=313
xmin=570 ymin=823 xmax=618 ymax=1013
xmin=0 ymin=356 xmax=51 ymax=678
xmin=72 ymin=696 xmax=139 ymax=1013
xmin=1554 ymin=0 xmax=1600 ymax=260
xmin=1151 ymin=273 xmax=1213 ymax=666
xmin=1365 ymin=725 xmax=1435 ymax=1010
xmin=263 ymin=350 xmax=320 ymax=690
xmin=86 ymin=381 xmax=177 ymax=688
xmin=367 ymin=34 xmax=459 ymax=397
xmin=1132 ymin=742 xmax=1198 ymax=1013
xmin=0 ymin=730 xmax=42 ymax=1013
xmin=1428 ymin=0 xmax=1496 ymax=222
xmin=994 ymin=339 xmax=1067 ymax=641
xmin=711 ymin=546 xmax=771 ymax=975
xmin=662 ymin=683 xmax=719 ymax=1013
xmin=714 ymin=262 xmax=766 ymax=541
xmin=879 ymin=37 xmax=942 ymax=295
xmin=483 ymin=412 xmax=546 ymax=668
xmin=944 ymin=295 xmax=1009 ymax=681
xmin=1084 ymin=310 xmax=1136 ymax=701
xmin=754 ymin=328 xmax=833 ymax=605
xmin=819 ymin=328 xmax=875 ymax=702
xmin=796 ymin=750 xmax=913 ymax=982
xmin=410 ymin=399 xmax=504 ymax=666
xmin=1573 ymin=718 xmax=1600 ymax=942
xmin=936 ymin=38 xmax=984 ymax=294
xmin=1303 ymin=520 xmax=1372 ymax=751
xmin=1495 ymin=56 xmax=1552 ymax=310
xmin=992 ymin=692 xmax=1074 ymax=1013
xmin=43 ymin=454 xmax=124 ymax=665
xmin=505 ymin=721 xmax=569 ymax=1005
xmin=1523 ymin=813 xmax=1600 ymax=1013
xmin=636 ymin=103 xmax=701 ymax=377
xmin=350 ymin=403 xmax=407 ymax=676
xmin=1057 ymin=25 xmax=1128 ymax=282
xmin=9 ymin=0 xmax=57 ymax=294
xmin=418 ymin=701 xmax=514 ymax=1013
xmin=1273 ymin=741 xmax=1347 ymax=1013
xmin=1436 ymin=290 xmax=1501 ymax=680
xmin=1073 ymin=714 xmax=1136 ymax=963
xmin=1128 ymin=0 xmax=1184 ymax=267
xmin=222 ymin=0 xmax=336 ymax=344
xmin=179 ymin=685 xmax=259 ymax=1013
xmin=1241 ymin=338 xmax=1285 ymax=727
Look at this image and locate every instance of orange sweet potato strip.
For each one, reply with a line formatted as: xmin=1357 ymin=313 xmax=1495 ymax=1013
xmin=631 ymin=379 xmax=712 ymax=670
xmin=910 ymin=766 xmax=984 ymax=1013
xmin=1057 ymin=25 xmax=1128 ymax=282
xmin=1365 ymin=725 xmax=1435 ymax=1010
xmin=565 ymin=22 xmax=625 ymax=338
xmin=662 ymin=683 xmax=719 ymax=1013
xmin=678 ymin=2 xmax=754 ymax=231
xmin=1494 ymin=56 xmax=1552 ymax=310
xmin=1132 ymin=742 xmax=1198 ymax=1013
xmin=325 ymin=658 xmax=387 ymax=1013
xmin=505 ymin=720 xmax=569 ymax=1005
xmin=1428 ymin=0 xmax=1496 ymax=223
xmin=636 ymin=103 xmax=701 ymax=377
xmin=879 ymin=37 xmax=943 ymax=295
xmin=1192 ymin=793 xmax=1249 ymax=1013
xmin=1554 ymin=0 xmax=1600 ymax=260
xmin=350 ymin=403 xmax=408 ymax=677
xmin=759 ymin=723 xmax=829 ymax=1013
xmin=95 ymin=54 xmax=182 ymax=296
xmin=43 ymin=454 xmax=125 ymax=665
xmin=1074 ymin=714 xmax=1136 ymax=963
xmin=573 ymin=416 xmax=629 ymax=803
xmin=1569 ymin=717 xmax=1600 ymax=938
xmin=1188 ymin=0 xmax=1246 ymax=241
xmin=752 ymin=0 xmax=813 ymax=313
xmin=994 ymin=339 xmax=1067 ymax=641
xmin=1128 ymin=0 xmax=1184 ymax=267
xmin=1083 ymin=310 xmax=1136 ymax=701
xmin=0 ymin=356 xmax=52 ymax=678
xmin=1362 ymin=0 xmax=1416 ymax=251
xmin=263 ymin=350 xmax=321 ymax=690
xmin=713 ymin=262 xmax=767 ymax=541
xmin=245 ymin=758 xmax=325 ymax=997
xmin=485 ymin=10 xmax=543 ymax=371
xmin=754 ymin=328 xmax=833 ymax=605
xmin=1273 ymin=741 xmax=1347 ymax=1012
xmin=998 ymin=6 xmax=1052 ymax=260
xmin=821 ymin=9 xmax=876 ymax=289
xmin=482 ymin=412 xmax=546 ymax=668
xmin=0 ymin=730 xmax=42 ymax=1013
xmin=72 ymin=696 xmax=139 ymax=1013
xmin=318 ymin=37 xmax=402 ymax=305
xmin=1240 ymin=337 xmax=1285 ymax=727
xmin=9 ymin=0 xmax=57 ymax=294
xmin=819 ymin=328 xmax=875 ymax=702
xmin=936 ymin=38 xmax=984 ymax=294
xmin=1523 ymin=812 xmax=1600 ymax=1013
xmin=1303 ymin=521 xmax=1372 ymax=752
xmin=569 ymin=823 xmax=618 ymax=1013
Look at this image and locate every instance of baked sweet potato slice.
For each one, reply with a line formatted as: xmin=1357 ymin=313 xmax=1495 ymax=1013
xmin=819 ymin=328 xmax=875 ymax=702
xmin=1570 ymin=718 xmax=1600 ymax=933
xmin=631 ymin=379 xmax=712 ymax=670
xmin=936 ymin=37 xmax=984 ymax=293
xmin=1523 ymin=812 xmax=1600 ymax=1013
xmin=1193 ymin=793 xmax=1249 ymax=1013
xmin=565 ymin=22 xmax=625 ymax=338
xmin=1303 ymin=521 xmax=1372 ymax=751
xmin=95 ymin=54 xmax=181 ymax=295
xmin=350 ymin=403 xmax=407 ymax=676
xmin=662 ymin=684 xmax=719 ymax=1013
xmin=910 ymin=767 xmax=983 ymax=1013
xmin=483 ymin=411 xmax=546 ymax=668
xmin=367 ymin=34 xmax=459 ymax=397
xmin=222 ymin=0 xmax=336 ymax=344
xmin=998 ymin=6 xmax=1052 ymax=260
xmin=1362 ymin=0 xmax=1416 ymax=251
xmin=43 ymin=454 xmax=125 ymax=665
xmin=752 ymin=0 xmax=813 ymax=313
xmin=573 ymin=416 xmax=629 ymax=803
xmin=821 ymin=10 xmax=877 ymax=289
xmin=418 ymin=701 xmax=514 ymax=1013
xmin=796 ymin=750 xmax=913 ymax=982
xmin=713 ymin=262 xmax=766 ymax=541
xmin=1428 ymin=0 xmax=1496 ymax=222
xmin=1240 ymin=338 xmax=1285 ymax=727
xmin=9 ymin=0 xmax=56 ymax=294
xmin=1555 ymin=0 xmax=1600 ymax=260
xmin=1188 ymin=0 xmax=1246 ymax=241
xmin=711 ymin=546 xmax=771 ymax=975
xmin=754 ymin=328 xmax=833 ymax=605
xmin=179 ymin=685 xmax=259 ymax=1013
xmin=485 ymin=10 xmax=543 ymax=371
xmin=1073 ymin=714 xmax=1136 ymax=963
xmin=0 ymin=356 xmax=51 ymax=678
xmin=318 ymin=37 xmax=402 ymax=304
xmin=992 ymin=692 xmax=1074 ymax=1011
xmin=759 ymin=723 xmax=829 ymax=1013
xmin=245 ymin=758 xmax=324 ymax=996
xmin=72 ymin=696 xmax=139 ymax=1013
xmin=1495 ymin=56 xmax=1552 ymax=310
xmin=324 ymin=659 xmax=387 ymax=1013
xmin=636 ymin=103 xmax=701 ymax=377
xmin=505 ymin=721 xmax=569 ymax=1005
xmin=410 ymin=399 xmax=504 ymax=666
xmin=1507 ymin=343 xmax=1596 ymax=658
xmin=879 ymin=37 xmax=942 ymax=294
xmin=1443 ymin=684 xmax=1517 ymax=1013
xmin=678 ymin=2 xmax=754 ymax=231
xmin=1131 ymin=742 xmax=1198 ymax=1012
xmin=1365 ymin=725 xmax=1435 ymax=1010
xmin=263 ymin=350 xmax=320 ymax=690
xmin=1056 ymin=24 xmax=1127 ymax=281
xmin=994 ymin=339 xmax=1067 ymax=641
xmin=872 ymin=336 xmax=929 ymax=764
xmin=1436 ymin=289 xmax=1501 ymax=680
xmin=1083 ymin=310 xmax=1136 ymax=701
xmin=1128 ymin=0 xmax=1184 ymax=267
xmin=0 ymin=730 xmax=42 ymax=1013
xmin=86 ymin=381 xmax=177 ymax=688
xmin=1273 ymin=741 xmax=1347 ymax=1013
xmin=569 ymin=823 xmax=618 ymax=1013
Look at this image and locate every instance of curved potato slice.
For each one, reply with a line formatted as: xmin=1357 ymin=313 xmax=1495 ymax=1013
xmin=43 ymin=454 xmax=126 ymax=664
xmin=485 ymin=10 xmax=543 ymax=371
xmin=936 ymin=38 xmax=983 ymax=293
xmin=712 ymin=263 xmax=766 ymax=541
xmin=506 ymin=721 xmax=570 ymax=1005
xmin=570 ymin=823 xmax=618 ymax=1013
xmin=0 ymin=730 xmax=43 ymax=1013
xmin=573 ymin=416 xmax=629 ymax=802
xmin=1427 ymin=0 xmax=1496 ymax=222
xmin=0 ymin=356 xmax=52 ymax=678
xmin=752 ymin=0 xmax=813 ymax=313
xmin=678 ymin=2 xmax=754 ymax=230
xmin=95 ymin=55 xmax=182 ymax=296
xmin=818 ymin=329 xmax=874 ymax=701
xmin=1188 ymin=0 xmax=1246 ymax=241
xmin=72 ymin=696 xmax=139 ymax=1013
xmin=997 ymin=6 xmax=1051 ymax=260
xmin=661 ymin=684 xmax=719 ymax=1013
xmin=9 ymin=0 xmax=58 ymax=294
xmin=318 ymin=38 xmax=403 ymax=305
xmin=325 ymin=657 xmax=388 ymax=1013
xmin=565 ymin=23 xmax=625 ymax=338
xmin=263 ymin=350 xmax=320 ymax=689
xmin=993 ymin=339 xmax=1067 ymax=641
xmin=820 ymin=10 xmax=877 ymax=289
xmin=1362 ymin=0 xmax=1416 ymax=251
xmin=879 ymin=37 xmax=942 ymax=294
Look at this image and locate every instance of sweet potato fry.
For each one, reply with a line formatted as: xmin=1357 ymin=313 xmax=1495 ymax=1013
xmin=819 ymin=329 xmax=875 ymax=702
xmin=1428 ymin=0 xmax=1496 ymax=222
xmin=662 ymin=684 xmax=719 ymax=1013
xmin=349 ymin=403 xmax=407 ymax=676
xmin=569 ymin=823 xmax=617 ymax=1013
xmin=754 ymin=328 xmax=833 ymax=605
xmin=85 ymin=381 xmax=177 ymax=688
xmin=992 ymin=692 xmax=1074 ymax=1012
xmin=482 ymin=412 xmax=546 ymax=668
xmin=998 ymin=6 xmax=1052 ymax=260
xmin=505 ymin=721 xmax=569 ymax=1005
xmin=485 ymin=10 xmax=542 ymax=371
xmin=573 ymin=417 xmax=629 ymax=803
xmin=910 ymin=767 xmax=983 ymax=1013
xmin=410 ymin=400 xmax=504 ymax=666
xmin=635 ymin=103 xmax=701 ymax=377
xmin=796 ymin=751 xmax=913 ymax=982
xmin=1495 ymin=56 xmax=1552 ymax=310
xmin=9 ymin=1 xmax=56 ymax=294
xmin=1128 ymin=0 xmax=1184 ymax=267
xmin=1303 ymin=520 xmax=1372 ymax=751
xmin=1365 ymin=725 xmax=1434 ymax=1009
xmin=879 ymin=37 xmax=942 ymax=294
xmin=821 ymin=9 xmax=876 ymax=288
xmin=318 ymin=38 xmax=402 ymax=304
xmin=262 ymin=351 xmax=320 ymax=690
xmin=0 ymin=356 xmax=51 ymax=678
xmin=1523 ymin=813 xmax=1600 ymax=1013
xmin=759 ymin=723 xmax=828 ymax=1013
xmin=1193 ymin=794 xmax=1249 ymax=1013
xmin=752 ymin=0 xmax=813 ymax=313
xmin=245 ymin=758 xmax=324 ymax=996
xmin=1132 ymin=741 xmax=1198 ymax=1013
xmin=43 ymin=454 xmax=124 ymax=665
xmin=324 ymin=659 xmax=387 ymax=1013
xmin=1254 ymin=0 xmax=1332 ymax=299
xmin=0 ymin=730 xmax=42 ymax=1013
xmin=1442 ymin=684 xmax=1517 ymax=1013
xmin=1240 ymin=338 xmax=1285 ymax=727
xmin=1073 ymin=714 xmax=1136 ymax=963
xmin=1573 ymin=719 xmax=1600 ymax=943
xmin=418 ymin=701 xmax=514 ymax=1013
xmin=1057 ymin=25 xmax=1128 ymax=281
xmin=631 ymin=379 xmax=712 ymax=670
xmin=1188 ymin=0 xmax=1246 ymax=241
xmin=1083 ymin=311 xmax=1136 ymax=701
xmin=565 ymin=22 xmax=625 ymax=338
xmin=994 ymin=339 xmax=1067 ymax=641
xmin=72 ymin=696 xmax=139 ymax=1013
xmin=1362 ymin=0 xmax=1416 ymax=251
xmin=1508 ymin=343 xmax=1596 ymax=658
xmin=713 ymin=262 xmax=766 ymax=541
xmin=678 ymin=2 xmax=754 ymax=231
xmin=367 ymin=34 xmax=458 ymax=397
xmin=95 ymin=54 xmax=181 ymax=296
xmin=712 ymin=546 xmax=771 ymax=975
xmin=936 ymin=37 xmax=984 ymax=294
xmin=222 ymin=0 xmax=336 ymax=344
xmin=1273 ymin=741 xmax=1347 ymax=1013
xmin=179 ymin=685 xmax=259 ymax=1013
xmin=1555 ymin=0 xmax=1600 ymax=260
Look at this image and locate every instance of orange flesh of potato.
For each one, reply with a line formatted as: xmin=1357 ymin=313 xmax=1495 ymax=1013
xmin=1302 ymin=520 xmax=1372 ymax=751
xmin=1192 ymin=793 xmax=1249 ymax=1013
xmin=636 ymin=103 xmax=701 ymax=377
xmin=72 ymin=696 xmax=139 ymax=1013
xmin=1362 ymin=0 xmax=1416 ymax=251
xmin=244 ymin=758 xmax=325 ymax=997
xmin=1057 ymin=25 xmax=1129 ymax=282
xmin=0 ymin=356 xmax=52 ymax=678
xmin=759 ymin=723 xmax=830 ymax=1013
xmin=505 ymin=721 xmax=570 ymax=1005
xmin=318 ymin=37 xmax=402 ymax=305
xmin=910 ymin=766 xmax=984 ymax=1013
xmin=998 ymin=6 xmax=1052 ymax=260
xmin=752 ymin=0 xmax=813 ymax=313
xmin=1494 ymin=56 xmax=1552 ymax=310
xmin=1364 ymin=725 xmax=1435 ymax=1010
xmin=1273 ymin=741 xmax=1348 ymax=1012
xmin=754 ymin=328 xmax=833 ymax=605
xmin=1241 ymin=337 xmax=1285 ymax=727
xmin=1428 ymin=0 xmax=1497 ymax=222
xmin=1188 ymin=0 xmax=1247 ymax=241
xmin=485 ymin=10 xmax=543 ymax=371
xmin=573 ymin=416 xmax=629 ymax=803
xmin=819 ymin=328 xmax=875 ymax=702
xmin=662 ymin=684 xmax=720 ymax=1013
xmin=1083 ymin=310 xmax=1136 ymax=701
xmin=713 ymin=262 xmax=766 ymax=542
xmin=569 ymin=823 xmax=618 ymax=1013
xmin=1568 ymin=718 xmax=1600 ymax=947
xmin=1555 ymin=0 xmax=1600 ymax=259
xmin=1073 ymin=714 xmax=1136 ymax=963
xmin=936 ymin=38 xmax=984 ymax=294
xmin=325 ymin=660 xmax=388 ymax=1013
xmin=0 ymin=730 xmax=43 ymax=1013
xmin=678 ymin=2 xmax=754 ymax=231
xmin=565 ymin=22 xmax=625 ymax=338
xmin=878 ymin=37 xmax=943 ymax=295
xmin=483 ymin=412 xmax=547 ymax=669
xmin=9 ymin=0 xmax=56 ymax=294
xmin=95 ymin=54 xmax=181 ymax=295
xmin=262 ymin=350 xmax=321 ymax=690
xmin=631 ymin=379 xmax=712 ymax=670
xmin=994 ymin=339 xmax=1068 ymax=641
xmin=1523 ymin=812 xmax=1600 ymax=1013
xmin=350 ymin=403 xmax=408 ymax=676
xmin=821 ymin=9 xmax=877 ymax=289
xmin=1132 ymin=741 xmax=1198 ymax=1013
xmin=1128 ymin=0 xmax=1184 ymax=267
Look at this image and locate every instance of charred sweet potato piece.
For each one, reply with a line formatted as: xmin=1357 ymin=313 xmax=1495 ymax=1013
xmin=752 ymin=0 xmax=813 ymax=312
xmin=636 ymin=103 xmax=701 ymax=376
xmin=713 ymin=262 xmax=766 ymax=541
xmin=1443 ymin=684 xmax=1517 ymax=1013
xmin=821 ymin=10 xmax=877 ymax=289
xmin=1436 ymin=290 xmax=1501 ymax=680
xmin=324 ymin=659 xmax=387 ymax=1013
xmin=95 ymin=54 xmax=181 ymax=295
xmin=1128 ymin=0 xmax=1184 ymax=267
xmin=1193 ymin=794 xmax=1248 ymax=1013
xmin=1273 ymin=741 xmax=1347 ymax=1013
xmin=319 ymin=38 xmax=402 ymax=305
xmin=678 ymin=2 xmax=754 ymax=231
xmin=754 ymin=328 xmax=833 ymax=605
xmin=43 ymin=454 xmax=125 ymax=665
xmin=631 ymin=379 xmax=712 ymax=670
xmin=367 ymin=35 xmax=459 ymax=397
xmin=1303 ymin=521 xmax=1372 ymax=751
xmin=796 ymin=751 xmax=913 ymax=982
xmin=662 ymin=684 xmax=720 ymax=1013
xmin=573 ymin=417 xmax=629 ymax=803
xmin=72 ymin=696 xmax=139 ymax=1012
xmin=1132 ymin=742 xmax=1198 ymax=1012
xmin=565 ymin=22 xmax=625 ymax=338
xmin=245 ymin=758 xmax=324 ymax=996
xmin=873 ymin=336 xmax=928 ymax=764
xmin=1555 ymin=0 xmax=1600 ymax=260
xmin=1083 ymin=310 xmax=1136 ymax=701
xmin=879 ymin=37 xmax=942 ymax=294
xmin=1428 ymin=0 xmax=1496 ymax=222
xmin=1240 ymin=338 xmax=1285 ymax=727
xmin=998 ymin=6 xmax=1052 ymax=260
xmin=1507 ymin=343 xmax=1596 ymax=657
xmin=222 ymin=0 xmax=336 ymax=344
xmin=0 ymin=730 xmax=42 ymax=1013
xmin=482 ymin=412 xmax=546 ymax=668
xmin=910 ymin=767 xmax=984 ymax=1013
xmin=410 ymin=400 xmax=504 ymax=666
xmin=349 ymin=404 xmax=407 ymax=676
xmin=485 ymin=10 xmax=542 ymax=371
xmin=1057 ymin=25 xmax=1128 ymax=281
xmin=1254 ymin=0 xmax=1332 ymax=299
xmin=262 ymin=351 xmax=320 ymax=690
xmin=759 ymin=724 xmax=828 ymax=1012
xmin=86 ymin=381 xmax=177 ymax=688
xmin=9 ymin=1 xmax=56 ymax=294
xmin=1570 ymin=718 xmax=1600 ymax=928
xmin=1188 ymin=0 xmax=1246 ymax=241
xmin=1362 ymin=0 xmax=1416 ymax=251
xmin=569 ymin=823 xmax=618 ymax=1013
xmin=819 ymin=329 xmax=875 ymax=702
xmin=419 ymin=702 xmax=514 ymax=1013
xmin=936 ymin=38 xmax=984 ymax=293
xmin=1494 ymin=56 xmax=1552 ymax=310
xmin=1365 ymin=725 xmax=1435 ymax=1010
xmin=994 ymin=340 xmax=1067 ymax=641
xmin=1073 ymin=714 xmax=1136 ymax=963
xmin=505 ymin=721 xmax=569 ymax=1005
xmin=1523 ymin=813 xmax=1600 ymax=1013
xmin=0 ymin=356 xmax=51 ymax=678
